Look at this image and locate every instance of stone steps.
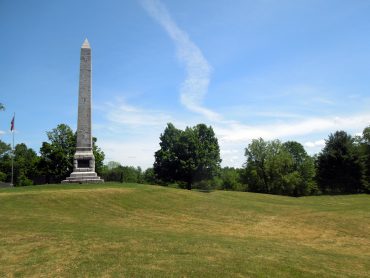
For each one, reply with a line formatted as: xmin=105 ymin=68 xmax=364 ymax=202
xmin=62 ymin=172 xmax=104 ymax=184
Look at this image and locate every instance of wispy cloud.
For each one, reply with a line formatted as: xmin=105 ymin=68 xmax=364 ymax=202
xmin=215 ymin=113 xmax=370 ymax=143
xmin=141 ymin=0 xmax=220 ymax=121
xmin=99 ymin=99 xmax=172 ymax=127
xmin=95 ymin=98 xmax=369 ymax=168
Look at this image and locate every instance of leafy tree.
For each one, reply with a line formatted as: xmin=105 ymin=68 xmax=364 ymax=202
xmin=0 ymin=140 xmax=11 ymax=182
xmin=106 ymin=161 xmax=122 ymax=170
xmin=101 ymin=164 xmax=123 ymax=182
xmin=13 ymin=143 xmax=39 ymax=186
xmin=283 ymin=141 xmax=308 ymax=166
xmin=244 ymin=138 xmax=269 ymax=192
xmin=0 ymin=171 xmax=6 ymax=182
xmin=219 ymin=167 xmax=244 ymax=191
xmin=121 ymin=166 xmax=142 ymax=183
xmin=39 ymin=124 xmax=75 ymax=183
xmin=0 ymin=142 xmax=39 ymax=186
xmin=154 ymin=123 xmax=221 ymax=190
xmin=39 ymin=124 xmax=104 ymax=183
xmin=263 ymin=140 xmax=294 ymax=195
xmin=0 ymin=140 xmax=11 ymax=157
xmin=154 ymin=123 xmax=182 ymax=184
xmin=317 ymin=131 xmax=364 ymax=194
xmin=101 ymin=163 xmax=143 ymax=183
xmin=244 ymin=139 xmax=315 ymax=196
xmin=283 ymin=141 xmax=317 ymax=196
xmin=359 ymin=126 xmax=370 ymax=191
xmin=93 ymin=137 xmax=105 ymax=176
xmin=143 ymin=167 xmax=157 ymax=184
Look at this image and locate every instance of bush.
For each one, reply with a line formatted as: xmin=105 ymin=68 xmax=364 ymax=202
xmin=0 ymin=171 xmax=6 ymax=182
xmin=17 ymin=173 xmax=33 ymax=186
xmin=193 ymin=180 xmax=215 ymax=191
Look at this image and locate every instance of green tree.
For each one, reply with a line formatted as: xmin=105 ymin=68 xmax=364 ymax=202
xmin=263 ymin=140 xmax=294 ymax=195
xmin=244 ymin=138 xmax=271 ymax=193
xmin=39 ymin=124 xmax=75 ymax=183
xmin=154 ymin=123 xmax=221 ymax=190
xmin=359 ymin=126 xmax=370 ymax=191
xmin=121 ymin=166 xmax=142 ymax=183
xmin=0 ymin=140 xmax=11 ymax=157
xmin=106 ymin=161 xmax=122 ymax=170
xmin=101 ymin=164 xmax=123 ymax=182
xmin=143 ymin=167 xmax=157 ymax=184
xmin=15 ymin=143 xmax=39 ymax=186
xmin=0 ymin=140 xmax=11 ymax=182
xmin=154 ymin=123 xmax=182 ymax=184
xmin=220 ymin=167 xmax=244 ymax=191
xmin=283 ymin=141 xmax=317 ymax=196
xmin=244 ymin=139 xmax=315 ymax=196
xmin=317 ymin=131 xmax=364 ymax=194
xmin=101 ymin=163 xmax=143 ymax=183
xmin=39 ymin=124 xmax=104 ymax=183
xmin=93 ymin=137 xmax=105 ymax=176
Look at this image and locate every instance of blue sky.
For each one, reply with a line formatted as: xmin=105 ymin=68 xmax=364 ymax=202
xmin=1 ymin=0 xmax=370 ymax=169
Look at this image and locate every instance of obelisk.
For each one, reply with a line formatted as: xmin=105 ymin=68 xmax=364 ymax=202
xmin=62 ymin=39 xmax=104 ymax=183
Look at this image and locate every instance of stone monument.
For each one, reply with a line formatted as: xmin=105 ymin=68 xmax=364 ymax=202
xmin=62 ymin=39 xmax=104 ymax=183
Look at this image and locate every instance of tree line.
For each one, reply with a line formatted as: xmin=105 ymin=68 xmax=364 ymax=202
xmin=151 ymin=123 xmax=370 ymax=196
xmin=0 ymin=124 xmax=105 ymax=186
xmin=0 ymin=121 xmax=369 ymax=196
xmin=0 ymin=123 xmax=154 ymax=186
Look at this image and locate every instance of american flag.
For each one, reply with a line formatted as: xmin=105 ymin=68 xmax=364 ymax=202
xmin=10 ymin=115 xmax=15 ymax=131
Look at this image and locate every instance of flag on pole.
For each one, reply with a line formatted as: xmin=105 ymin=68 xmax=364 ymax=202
xmin=10 ymin=114 xmax=15 ymax=131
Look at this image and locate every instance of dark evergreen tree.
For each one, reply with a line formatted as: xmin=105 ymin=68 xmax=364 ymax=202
xmin=317 ymin=131 xmax=364 ymax=193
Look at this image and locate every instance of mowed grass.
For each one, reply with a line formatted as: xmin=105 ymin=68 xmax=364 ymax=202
xmin=0 ymin=183 xmax=369 ymax=277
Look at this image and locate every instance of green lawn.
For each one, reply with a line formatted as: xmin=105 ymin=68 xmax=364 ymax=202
xmin=0 ymin=183 xmax=369 ymax=277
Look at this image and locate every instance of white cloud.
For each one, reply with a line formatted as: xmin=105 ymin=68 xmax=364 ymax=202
xmin=141 ymin=0 xmax=220 ymax=121
xmin=99 ymin=139 xmax=158 ymax=169
xmin=214 ymin=113 xmax=370 ymax=143
xmin=94 ymin=99 xmax=176 ymax=169
xmin=95 ymin=98 xmax=369 ymax=168
xmin=101 ymin=100 xmax=172 ymax=127
xmin=304 ymin=140 xmax=325 ymax=148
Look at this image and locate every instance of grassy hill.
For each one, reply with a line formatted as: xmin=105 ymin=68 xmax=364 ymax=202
xmin=0 ymin=183 xmax=369 ymax=277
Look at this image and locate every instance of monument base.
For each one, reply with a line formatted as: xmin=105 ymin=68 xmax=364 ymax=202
xmin=62 ymin=150 xmax=104 ymax=184
xmin=62 ymin=171 xmax=104 ymax=184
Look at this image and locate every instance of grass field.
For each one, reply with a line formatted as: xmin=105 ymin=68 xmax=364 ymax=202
xmin=0 ymin=183 xmax=369 ymax=277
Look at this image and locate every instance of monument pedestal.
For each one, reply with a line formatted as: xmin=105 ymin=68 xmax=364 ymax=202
xmin=62 ymin=150 xmax=104 ymax=183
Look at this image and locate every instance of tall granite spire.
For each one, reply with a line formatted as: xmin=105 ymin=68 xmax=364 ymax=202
xmin=63 ymin=39 xmax=104 ymax=183
xmin=77 ymin=38 xmax=92 ymax=153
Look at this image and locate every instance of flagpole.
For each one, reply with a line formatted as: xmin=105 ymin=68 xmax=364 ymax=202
xmin=10 ymin=113 xmax=15 ymax=187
